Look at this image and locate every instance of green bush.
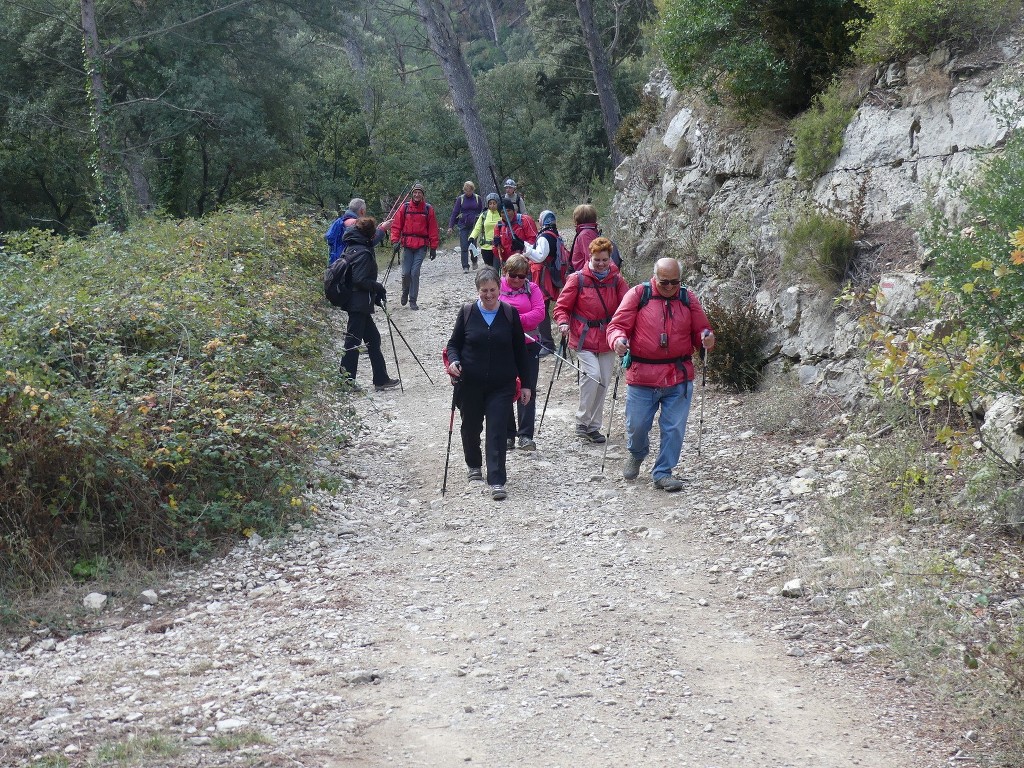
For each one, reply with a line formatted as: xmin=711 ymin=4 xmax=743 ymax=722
xmin=852 ymin=0 xmax=1022 ymax=62
xmin=0 ymin=207 xmax=338 ymax=587
xmin=702 ymin=297 xmax=771 ymax=391
xmin=782 ymin=210 xmax=856 ymax=288
xmin=615 ymin=94 xmax=662 ymax=156
xmin=656 ymin=0 xmax=864 ymax=116
xmin=793 ymin=80 xmax=858 ymax=180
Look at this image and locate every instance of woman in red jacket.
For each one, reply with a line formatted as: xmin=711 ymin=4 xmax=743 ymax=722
xmin=553 ymin=237 xmax=629 ymax=442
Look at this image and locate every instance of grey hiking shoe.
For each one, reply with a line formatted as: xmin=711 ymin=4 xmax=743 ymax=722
xmin=586 ymin=429 xmax=606 ymax=444
xmin=374 ymin=378 xmax=401 ymax=392
xmin=654 ymin=476 xmax=686 ymax=492
xmin=518 ymin=437 xmax=536 ymax=451
xmin=622 ymin=454 xmax=642 ymax=480
xmin=467 ymin=467 xmax=483 ymax=482
xmin=491 ymin=485 xmax=507 ymax=500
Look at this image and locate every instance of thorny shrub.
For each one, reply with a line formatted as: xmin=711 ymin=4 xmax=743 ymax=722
xmin=0 ymin=207 xmax=339 ymax=588
xmin=701 ymin=297 xmax=771 ymax=392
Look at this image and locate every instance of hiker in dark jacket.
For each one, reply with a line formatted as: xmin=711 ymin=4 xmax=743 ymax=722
xmin=448 ymin=181 xmax=483 ymax=273
xmin=446 ymin=266 xmax=532 ymax=501
xmin=339 ymin=218 xmax=400 ymax=392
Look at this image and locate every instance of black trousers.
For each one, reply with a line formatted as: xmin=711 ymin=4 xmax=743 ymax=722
xmin=340 ymin=312 xmax=389 ymax=384
xmin=507 ymin=341 xmax=540 ymax=440
xmin=460 ymin=379 xmax=515 ymax=486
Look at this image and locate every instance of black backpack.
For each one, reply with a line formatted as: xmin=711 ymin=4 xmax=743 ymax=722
xmin=324 ymin=251 xmax=356 ymax=309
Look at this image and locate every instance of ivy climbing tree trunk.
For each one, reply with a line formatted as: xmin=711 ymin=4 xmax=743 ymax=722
xmin=80 ymin=0 xmax=130 ymax=229
xmin=415 ymin=0 xmax=495 ymax=191
xmin=575 ymin=0 xmax=623 ymax=168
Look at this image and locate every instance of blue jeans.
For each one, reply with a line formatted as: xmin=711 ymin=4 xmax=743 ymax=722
xmin=624 ymin=382 xmax=692 ymax=481
xmin=401 ymin=246 xmax=427 ymax=302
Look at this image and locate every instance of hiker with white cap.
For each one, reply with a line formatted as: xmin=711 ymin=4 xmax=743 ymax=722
xmin=502 ymin=178 xmax=527 ymax=215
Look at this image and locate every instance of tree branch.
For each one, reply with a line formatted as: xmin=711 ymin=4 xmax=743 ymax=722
xmin=104 ymin=0 xmax=256 ymax=57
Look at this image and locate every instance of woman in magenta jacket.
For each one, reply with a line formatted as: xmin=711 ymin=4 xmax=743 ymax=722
xmin=553 ymin=237 xmax=629 ymax=443
xmin=500 ymin=254 xmax=546 ymax=451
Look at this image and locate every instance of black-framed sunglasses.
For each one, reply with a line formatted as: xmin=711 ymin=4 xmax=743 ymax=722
xmin=657 ymin=278 xmax=681 ymax=286
xmin=508 ymin=273 xmax=528 ymax=279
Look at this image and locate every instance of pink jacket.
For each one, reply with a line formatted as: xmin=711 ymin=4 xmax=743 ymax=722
xmin=606 ymin=282 xmax=712 ymax=388
xmin=499 ymin=276 xmax=546 ymax=336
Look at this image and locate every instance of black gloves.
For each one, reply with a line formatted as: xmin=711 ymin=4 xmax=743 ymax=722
xmin=373 ymin=282 xmax=387 ymax=307
xmin=429 ymin=248 xmax=437 ymax=261
xmin=511 ymin=236 xmax=525 ymax=252
xmin=468 ymin=237 xmax=477 ymax=246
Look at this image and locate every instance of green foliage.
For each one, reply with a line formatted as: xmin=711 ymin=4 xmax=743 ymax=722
xmin=793 ymin=80 xmax=858 ymax=180
xmin=852 ymin=0 xmax=1022 ymax=62
xmin=0 ymin=207 xmax=337 ymax=587
xmin=212 ymin=728 xmax=272 ymax=751
xmin=656 ymin=0 xmax=864 ymax=116
xmin=782 ymin=210 xmax=856 ymax=288
xmin=702 ymin=298 xmax=771 ymax=391
xmin=860 ymin=135 xmax=1024 ymax=444
xmin=94 ymin=735 xmax=181 ymax=763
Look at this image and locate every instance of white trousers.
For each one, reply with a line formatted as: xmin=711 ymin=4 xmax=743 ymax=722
xmin=575 ymin=350 xmax=614 ymax=432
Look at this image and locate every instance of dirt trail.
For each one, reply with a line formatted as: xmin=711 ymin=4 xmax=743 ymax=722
xmin=0 ymin=253 xmax=953 ymax=767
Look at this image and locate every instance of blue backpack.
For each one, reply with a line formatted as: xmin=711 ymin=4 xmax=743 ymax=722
xmin=325 ymin=214 xmax=357 ymax=264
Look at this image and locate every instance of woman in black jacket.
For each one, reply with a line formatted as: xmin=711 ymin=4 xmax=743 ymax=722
xmin=446 ymin=267 xmax=532 ymax=500
xmin=339 ymin=217 xmax=401 ymax=391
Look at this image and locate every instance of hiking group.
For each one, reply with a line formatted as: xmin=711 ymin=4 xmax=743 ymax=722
xmin=324 ymin=179 xmax=716 ymax=501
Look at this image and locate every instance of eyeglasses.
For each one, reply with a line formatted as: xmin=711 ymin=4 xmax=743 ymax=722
xmin=657 ymin=279 xmax=681 ymax=286
xmin=508 ymin=273 xmax=528 ymax=279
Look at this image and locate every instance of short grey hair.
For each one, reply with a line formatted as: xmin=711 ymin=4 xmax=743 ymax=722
xmin=475 ymin=266 xmax=500 ymax=288
xmin=347 ymin=198 xmax=366 ymax=215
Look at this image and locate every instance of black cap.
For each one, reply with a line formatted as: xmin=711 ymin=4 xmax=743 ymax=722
xmin=501 ymin=197 xmax=516 ymax=209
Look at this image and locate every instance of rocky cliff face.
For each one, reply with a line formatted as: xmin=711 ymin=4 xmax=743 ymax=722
xmin=612 ymin=35 xmax=1023 ymax=454
xmin=610 ymin=36 xmax=1019 ymax=456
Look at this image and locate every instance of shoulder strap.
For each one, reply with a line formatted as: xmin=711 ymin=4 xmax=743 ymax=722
xmin=638 ymin=283 xmax=690 ymax=309
xmin=501 ymin=302 xmax=517 ymax=325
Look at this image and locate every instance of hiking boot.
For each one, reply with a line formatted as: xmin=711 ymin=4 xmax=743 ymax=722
xmin=506 ymin=437 xmax=516 ymax=450
xmin=518 ymin=437 xmax=536 ymax=451
xmin=538 ymin=346 xmax=552 ymax=358
xmin=654 ymin=476 xmax=686 ymax=492
xmin=467 ymin=467 xmax=483 ymax=482
xmin=622 ymin=454 xmax=642 ymax=480
xmin=574 ymin=424 xmax=591 ymax=440
xmin=409 ymin=300 xmax=419 ymax=310
xmin=374 ymin=378 xmax=401 ymax=392
xmin=586 ymin=429 xmax=606 ymax=444
xmin=491 ymin=485 xmax=507 ymax=501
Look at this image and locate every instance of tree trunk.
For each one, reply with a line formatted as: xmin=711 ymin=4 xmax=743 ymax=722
xmin=80 ymin=0 xmax=130 ymax=229
xmin=416 ymin=0 xmax=495 ymax=191
xmin=482 ymin=0 xmax=500 ymax=44
xmin=575 ymin=0 xmax=623 ymax=168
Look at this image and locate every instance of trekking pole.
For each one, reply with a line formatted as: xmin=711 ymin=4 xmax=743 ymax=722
xmin=441 ymin=384 xmax=459 ymax=496
xmin=384 ymin=184 xmax=411 ymax=222
xmin=383 ymin=308 xmax=435 ymax=385
xmin=526 ymin=334 xmax=600 ymax=384
xmin=382 ymin=243 xmax=400 ymax=287
xmin=537 ymin=336 xmax=567 ymax=434
xmin=697 ymin=348 xmax=708 ymax=457
xmin=382 ymin=302 xmax=404 ymax=393
xmin=600 ymin=360 xmax=622 ymax=474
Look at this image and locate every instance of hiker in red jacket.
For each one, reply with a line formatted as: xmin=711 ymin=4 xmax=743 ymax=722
xmin=390 ymin=181 xmax=439 ymax=310
xmin=607 ymin=258 xmax=715 ymax=492
xmin=492 ymin=198 xmax=539 ymax=269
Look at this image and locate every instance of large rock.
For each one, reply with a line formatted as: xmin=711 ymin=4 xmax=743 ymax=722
xmin=981 ymin=396 xmax=1024 ymax=465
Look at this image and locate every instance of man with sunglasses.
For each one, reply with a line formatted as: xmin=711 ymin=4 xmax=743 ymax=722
xmin=607 ymin=258 xmax=715 ymax=491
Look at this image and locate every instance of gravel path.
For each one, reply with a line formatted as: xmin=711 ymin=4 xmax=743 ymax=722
xmin=1 ymin=252 xmax=956 ymax=767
